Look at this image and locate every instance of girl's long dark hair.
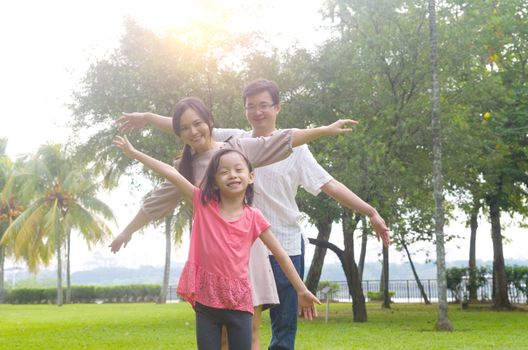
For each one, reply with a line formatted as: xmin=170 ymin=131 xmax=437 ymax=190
xmin=200 ymin=149 xmax=254 ymax=206
xmin=172 ymin=97 xmax=214 ymax=184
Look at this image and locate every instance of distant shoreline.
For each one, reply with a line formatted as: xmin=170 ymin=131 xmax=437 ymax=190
xmin=6 ymin=259 xmax=527 ymax=288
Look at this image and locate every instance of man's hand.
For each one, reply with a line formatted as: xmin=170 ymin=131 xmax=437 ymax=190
xmin=369 ymin=212 xmax=390 ymax=248
xmin=297 ymin=289 xmax=321 ymax=320
xmin=324 ymin=119 xmax=359 ymax=136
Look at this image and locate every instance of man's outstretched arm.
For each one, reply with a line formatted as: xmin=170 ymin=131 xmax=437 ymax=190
xmin=321 ymin=179 xmax=390 ymax=247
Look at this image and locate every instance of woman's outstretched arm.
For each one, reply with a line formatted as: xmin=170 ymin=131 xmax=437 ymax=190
xmin=117 ymin=112 xmax=173 ymax=134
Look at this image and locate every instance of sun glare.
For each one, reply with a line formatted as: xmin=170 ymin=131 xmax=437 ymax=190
xmin=122 ymin=0 xmax=325 ymax=50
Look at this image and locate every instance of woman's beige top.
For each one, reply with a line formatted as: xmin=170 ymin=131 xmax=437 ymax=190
xmin=140 ymin=129 xmax=293 ymax=221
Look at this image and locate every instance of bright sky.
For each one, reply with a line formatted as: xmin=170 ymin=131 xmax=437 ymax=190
xmin=2 ymin=0 xmax=527 ymax=276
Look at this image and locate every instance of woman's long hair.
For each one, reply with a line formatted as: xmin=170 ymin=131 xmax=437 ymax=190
xmin=200 ymin=149 xmax=254 ymax=206
xmin=172 ymin=97 xmax=214 ymax=184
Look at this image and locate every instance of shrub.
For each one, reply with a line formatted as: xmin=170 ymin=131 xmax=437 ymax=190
xmin=317 ymin=281 xmax=341 ymax=301
xmin=3 ymin=285 xmax=162 ymax=304
xmin=446 ymin=267 xmax=468 ymax=302
xmin=72 ymin=286 xmax=97 ymax=303
xmin=505 ymin=265 xmax=528 ymax=302
xmin=5 ymin=288 xmax=50 ymax=304
xmin=367 ymin=291 xmax=395 ymax=301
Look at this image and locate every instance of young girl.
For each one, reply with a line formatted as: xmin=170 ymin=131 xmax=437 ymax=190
xmin=113 ymin=136 xmax=321 ymax=350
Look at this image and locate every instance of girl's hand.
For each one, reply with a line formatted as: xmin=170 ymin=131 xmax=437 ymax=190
xmin=297 ymin=289 xmax=321 ymax=320
xmin=109 ymin=232 xmax=132 ymax=253
xmin=324 ymin=119 xmax=358 ymax=136
xmin=113 ymin=135 xmax=137 ymax=158
xmin=116 ymin=112 xmax=149 ymax=133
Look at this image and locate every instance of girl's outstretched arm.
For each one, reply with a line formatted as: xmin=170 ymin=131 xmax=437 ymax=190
xmin=259 ymin=229 xmax=321 ymax=320
xmin=113 ymin=135 xmax=194 ymax=200
xmin=291 ymin=119 xmax=358 ymax=147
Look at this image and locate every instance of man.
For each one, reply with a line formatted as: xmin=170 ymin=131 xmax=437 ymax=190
xmin=118 ymin=79 xmax=390 ymax=349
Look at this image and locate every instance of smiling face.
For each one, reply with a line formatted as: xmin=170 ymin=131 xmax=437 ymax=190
xmin=214 ymin=151 xmax=255 ymax=197
xmin=178 ymin=108 xmax=214 ymax=153
xmin=244 ymin=90 xmax=281 ymax=137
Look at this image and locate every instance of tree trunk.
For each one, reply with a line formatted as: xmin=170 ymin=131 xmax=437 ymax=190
xmin=468 ymin=200 xmax=479 ymax=302
xmin=305 ymin=219 xmax=332 ymax=294
xmin=56 ymin=235 xmax=63 ymax=307
xmin=487 ymin=196 xmax=512 ymax=309
xmin=402 ymin=238 xmax=431 ymax=304
xmin=358 ymin=217 xmax=368 ymax=281
xmin=428 ymin=0 xmax=452 ymax=331
xmin=381 ymin=245 xmax=390 ymax=309
xmin=159 ymin=215 xmax=173 ymax=304
xmin=309 ymin=216 xmax=367 ymax=322
xmin=309 ymin=224 xmax=368 ymax=323
xmin=342 ymin=212 xmax=367 ymax=322
xmin=65 ymin=229 xmax=71 ymax=304
xmin=0 ymin=245 xmax=4 ymax=302
xmin=380 ymin=261 xmax=386 ymax=292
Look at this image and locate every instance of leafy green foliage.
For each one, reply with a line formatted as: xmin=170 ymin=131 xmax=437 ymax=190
xmin=505 ymin=265 xmax=528 ymax=296
xmin=69 ymin=19 xmax=258 ymax=189
xmin=445 ymin=266 xmax=490 ymax=302
xmin=4 ymin=284 xmax=162 ymax=304
xmin=317 ymin=281 xmax=342 ymax=295
xmin=2 ymin=144 xmax=114 ymax=273
xmin=367 ymin=291 xmax=396 ymax=300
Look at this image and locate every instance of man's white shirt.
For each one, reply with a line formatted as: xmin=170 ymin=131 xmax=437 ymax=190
xmin=213 ymin=128 xmax=333 ymax=256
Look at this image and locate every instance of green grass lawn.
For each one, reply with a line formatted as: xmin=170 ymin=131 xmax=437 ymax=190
xmin=1 ymin=302 xmax=527 ymax=349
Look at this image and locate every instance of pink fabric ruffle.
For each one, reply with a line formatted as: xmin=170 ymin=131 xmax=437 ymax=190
xmin=177 ymin=261 xmax=254 ymax=314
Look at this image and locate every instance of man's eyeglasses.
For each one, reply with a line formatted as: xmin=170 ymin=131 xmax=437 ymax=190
xmin=244 ymin=103 xmax=276 ymax=113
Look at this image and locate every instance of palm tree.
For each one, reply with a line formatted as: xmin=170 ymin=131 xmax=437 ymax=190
xmin=104 ymin=152 xmax=188 ymax=304
xmin=155 ymin=202 xmax=191 ymax=304
xmin=2 ymin=144 xmax=114 ymax=306
xmin=1 ymin=144 xmax=24 ymax=301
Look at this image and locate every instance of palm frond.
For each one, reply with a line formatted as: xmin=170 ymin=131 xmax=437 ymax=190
xmin=67 ymin=204 xmax=113 ymax=247
xmin=171 ymin=203 xmax=192 ymax=247
xmin=2 ymin=199 xmax=45 ymax=244
xmin=3 ymin=201 xmax=53 ymax=272
xmin=76 ymin=196 xmax=115 ymax=223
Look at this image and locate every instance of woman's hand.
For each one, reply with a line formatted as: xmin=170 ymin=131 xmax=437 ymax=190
xmin=113 ymin=135 xmax=137 ymax=159
xmin=109 ymin=232 xmax=132 ymax=253
xmin=116 ymin=112 xmax=149 ymax=133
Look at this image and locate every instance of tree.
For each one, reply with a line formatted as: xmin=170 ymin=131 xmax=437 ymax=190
xmin=428 ymin=0 xmax=453 ymax=331
xmin=2 ymin=144 xmax=113 ymax=306
xmin=439 ymin=0 xmax=528 ymax=309
xmin=392 ymin=213 xmax=433 ymax=305
xmin=304 ymin=217 xmax=333 ymax=295
xmin=341 ymin=212 xmax=368 ymax=321
xmin=0 ymin=142 xmax=24 ymax=301
xmin=303 ymin=0 xmax=439 ymax=319
xmin=69 ymin=20 xmax=258 ymax=301
xmin=296 ymin=186 xmax=342 ymax=295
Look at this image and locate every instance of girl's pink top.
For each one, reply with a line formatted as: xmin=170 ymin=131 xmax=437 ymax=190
xmin=177 ymin=188 xmax=271 ymax=314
